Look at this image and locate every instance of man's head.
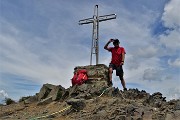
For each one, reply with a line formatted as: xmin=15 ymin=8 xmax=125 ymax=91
xmin=113 ymin=39 xmax=120 ymax=46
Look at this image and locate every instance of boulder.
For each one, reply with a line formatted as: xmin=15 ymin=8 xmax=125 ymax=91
xmin=24 ymin=95 xmax=38 ymax=104
xmin=66 ymin=98 xmax=85 ymax=111
xmin=174 ymin=100 xmax=180 ymax=110
xmin=37 ymin=96 xmax=53 ymax=105
xmin=38 ymin=84 xmax=65 ymax=101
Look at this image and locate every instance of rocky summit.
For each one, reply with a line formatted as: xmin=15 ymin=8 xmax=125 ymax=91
xmin=0 ymin=64 xmax=180 ymax=120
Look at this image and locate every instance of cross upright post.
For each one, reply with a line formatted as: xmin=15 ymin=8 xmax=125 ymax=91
xmin=79 ymin=5 xmax=116 ymax=65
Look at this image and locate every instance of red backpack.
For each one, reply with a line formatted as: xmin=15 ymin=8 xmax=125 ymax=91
xmin=71 ymin=69 xmax=88 ymax=86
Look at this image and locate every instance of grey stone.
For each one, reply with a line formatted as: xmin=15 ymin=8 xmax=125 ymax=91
xmin=66 ymin=98 xmax=85 ymax=111
xmin=174 ymin=101 xmax=180 ymax=110
xmin=96 ymin=110 xmax=107 ymax=118
xmin=115 ymin=115 xmax=126 ymax=120
xmin=37 ymin=84 xmax=65 ymax=101
xmin=24 ymin=95 xmax=38 ymax=104
xmin=37 ymin=96 xmax=52 ymax=105
xmin=38 ymin=84 xmax=53 ymax=100
xmin=48 ymin=85 xmax=65 ymax=101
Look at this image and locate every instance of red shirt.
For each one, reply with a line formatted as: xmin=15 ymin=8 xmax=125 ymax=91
xmin=108 ymin=46 xmax=126 ymax=65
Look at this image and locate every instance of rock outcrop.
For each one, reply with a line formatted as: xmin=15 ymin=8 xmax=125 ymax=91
xmin=0 ymin=64 xmax=179 ymax=120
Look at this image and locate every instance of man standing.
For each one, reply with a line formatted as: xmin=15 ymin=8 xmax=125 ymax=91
xmin=104 ymin=39 xmax=127 ymax=91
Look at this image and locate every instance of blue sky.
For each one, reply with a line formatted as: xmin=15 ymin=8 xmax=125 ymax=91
xmin=0 ymin=0 xmax=180 ymax=103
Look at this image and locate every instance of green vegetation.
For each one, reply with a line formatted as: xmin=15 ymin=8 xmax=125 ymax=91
xmin=5 ymin=98 xmax=15 ymax=105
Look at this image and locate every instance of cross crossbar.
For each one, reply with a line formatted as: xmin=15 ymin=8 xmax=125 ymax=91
xmin=79 ymin=5 xmax=116 ymax=65
xmin=79 ymin=14 xmax=116 ymax=25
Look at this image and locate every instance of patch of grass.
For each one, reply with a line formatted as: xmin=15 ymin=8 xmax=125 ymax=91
xmin=56 ymin=90 xmax=62 ymax=100
xmin=5 ymin=98 xmax=15 ymax=105
xmin=0 ymin=103 xmax=4 ymax=106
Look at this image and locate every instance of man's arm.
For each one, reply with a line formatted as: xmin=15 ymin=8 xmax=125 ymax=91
xmin=104 ymin=39 xmax=113 ymax=50
xmin=121 ymin=48 xmax=126 ymax=65
xmin=121 ymin=52 xmax=125 ymax=65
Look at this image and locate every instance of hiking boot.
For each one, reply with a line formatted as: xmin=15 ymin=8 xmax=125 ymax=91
xmin=108 ymin=81 xmax=113 ymax=87
xmin=123 ymin=88 xmax=127 ymax=91
xmin=114 ymin=87 xmax=119 ymax=93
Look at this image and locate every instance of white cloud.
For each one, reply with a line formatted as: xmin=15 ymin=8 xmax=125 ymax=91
xmin=159 ymin=29 xmax=180 ymax=49
xmin=162 ymin=0 xmax=180 ymax=28
xmin=167 ymin=88 xmax=180 ymax=100
xmin=0 ymin=20 xmax=90 ymax=89
xmin=125 ymin=54 xmax=140 ymax=70
xmin=143 ymin=68 xmax=162 ymax=81
xmin=136 ymin=45 xmax=158 ymax=58
xmin=160 ymin=0 xmax=180 ymax=50
xmin=0 ymin=90 xmax=8 ymax=98
xmin=168 ymin=58 xmax=180 ymax=68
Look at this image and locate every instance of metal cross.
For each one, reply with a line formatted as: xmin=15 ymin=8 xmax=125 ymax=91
xmin=79 ymin=5 xmax=116 ymax=65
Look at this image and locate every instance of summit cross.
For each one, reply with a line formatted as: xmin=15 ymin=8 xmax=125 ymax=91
xmin=79 ymin=5 xmax=116 ymax=65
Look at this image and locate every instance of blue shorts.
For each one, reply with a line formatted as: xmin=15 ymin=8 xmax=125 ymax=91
xmin=109 ymin=63 xmax=124 ymax=77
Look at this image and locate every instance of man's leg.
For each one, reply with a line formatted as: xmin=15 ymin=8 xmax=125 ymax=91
xmin=108 ymin=64 xmax=114 ymax=86
xmin=109 ymin=67 xmax=113 ymax=82
xmin=116 ymin=66 xmax=127 ymax=90
xmin=119 ymin=76 xmax=126 ymax=90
